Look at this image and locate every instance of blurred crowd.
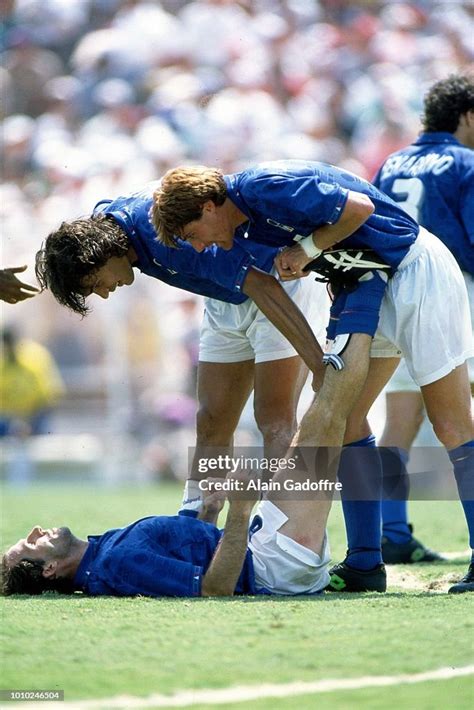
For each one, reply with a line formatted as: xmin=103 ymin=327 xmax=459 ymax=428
xmin=1 ymin=0 xmax=472 ymax=480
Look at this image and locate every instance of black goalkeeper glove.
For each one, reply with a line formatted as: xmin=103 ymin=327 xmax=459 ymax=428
xmin=302 ymin=248 xmax=393 ymax=293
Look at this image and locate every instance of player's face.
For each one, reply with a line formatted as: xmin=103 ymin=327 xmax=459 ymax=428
xmin=181 ymin=201 xmax=235 ymax=252
xmin=463 ymin=110 xmax=474 ymax=148
xmin=81 ymin=256 xmax=135 ymax=300
xmin=5 ymin=526 xmax=74 ymax=569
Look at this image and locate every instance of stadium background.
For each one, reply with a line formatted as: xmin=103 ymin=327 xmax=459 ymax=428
xmin=1 ymin=0 xmax=472 ymax=484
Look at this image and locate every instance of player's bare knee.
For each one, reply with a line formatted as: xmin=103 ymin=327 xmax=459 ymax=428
xmin=254 ymin=407 xmax=296 ymax=445
xmin=428 ymin=415 xmax=471 ymax=450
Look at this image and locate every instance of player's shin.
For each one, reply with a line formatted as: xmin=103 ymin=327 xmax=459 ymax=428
xmin=449 ymin=441 xmax=474 ymax=553
xmin=381 ymin=448 xmax=411 ymax=543
xmin=338 ymin=434 xmax=383 ymax=570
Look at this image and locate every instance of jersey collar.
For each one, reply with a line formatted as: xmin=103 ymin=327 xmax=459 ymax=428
xmin=224 ymin=174 xmax=252 ymax=224
xmin=414 ymin=132 xmax=462 ymax=146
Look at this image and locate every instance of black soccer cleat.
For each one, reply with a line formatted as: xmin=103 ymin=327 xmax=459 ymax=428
xmin=382 ymin=526 xmax=446 ymax=564
xmin=326 ymin=561 xmax=387 ymax=593
xmin=448 ymin=563 xmax=474 ymax=594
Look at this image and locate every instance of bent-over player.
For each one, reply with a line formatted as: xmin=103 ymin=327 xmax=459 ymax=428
xmin=153 ymin=159 xmax=474 ymax=594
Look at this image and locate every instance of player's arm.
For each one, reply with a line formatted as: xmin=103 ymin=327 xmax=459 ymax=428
xmin=201 ymin=474 xmax=256 ymax=597
xmin=0 ymin=266 xmax=39 ymax=303
xmin=243 ymin=267 xmax=325 ymax=389
xmin=276 ymin=191 xmax=375 ymax=279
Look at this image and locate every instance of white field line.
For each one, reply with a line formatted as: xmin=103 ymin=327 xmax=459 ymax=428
xmin=7 ymin=665 xmax=474 ymax=710
xmin=439 ymin=550 xmax=471 ymax=560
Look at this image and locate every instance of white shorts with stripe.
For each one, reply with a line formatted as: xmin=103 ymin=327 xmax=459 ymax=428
xmin=370 ymin=229 xmax=474 ymax=387
xmin=384 ymin=270 xmax=474 ymax=392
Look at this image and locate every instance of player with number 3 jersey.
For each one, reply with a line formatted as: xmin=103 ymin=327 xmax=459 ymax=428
xmin=372 ymin=74 xmax=474 ymax=578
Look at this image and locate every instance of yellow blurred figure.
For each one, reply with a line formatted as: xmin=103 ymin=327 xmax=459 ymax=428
xmin=0 ymin=327 xmax=64 ymax=435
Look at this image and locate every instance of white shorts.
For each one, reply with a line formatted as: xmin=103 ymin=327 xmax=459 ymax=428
xmin=248 ymin=500 xmax=330 ymax=595
xmin=199 ymin=274 xmax=330 ymax=364
xmin=370 ymin=229 xmax=474 ymax=387
xmin=385 ymin=271 xmax=474 ymax=393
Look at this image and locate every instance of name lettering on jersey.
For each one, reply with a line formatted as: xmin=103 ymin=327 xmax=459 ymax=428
xmin=153 ymin=259 xmax=178 ymax=275
xmin=266 ymin=218 xmax=295 ymax=232
xmin=380 ymin=152 xmax=454 ymax=179
xmin=265 ymin=219 xmax=311 ymax=243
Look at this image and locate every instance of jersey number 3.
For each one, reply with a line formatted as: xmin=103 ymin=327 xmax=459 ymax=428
xmin=391 ymin=177 xmax=424 ymax=222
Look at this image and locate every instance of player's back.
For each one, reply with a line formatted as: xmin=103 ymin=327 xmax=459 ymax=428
xmin=373 ymin=133 xmax=474 ymax=274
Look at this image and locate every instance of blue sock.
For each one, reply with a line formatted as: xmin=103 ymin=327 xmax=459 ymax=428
xmin=338 ymin=434 xmax=382 ymax=570
xmin=449 ymin=441 xmax=474 ymax=550
xmin=381 ymin=448 xmax=412 ymax=543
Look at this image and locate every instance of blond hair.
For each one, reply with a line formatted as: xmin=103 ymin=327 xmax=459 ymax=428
xmin=152 ymin=166 xmax=227 ymax=247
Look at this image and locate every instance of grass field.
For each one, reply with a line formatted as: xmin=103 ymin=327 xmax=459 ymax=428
xmin=1 ymin=483 xmax=473 ymax=709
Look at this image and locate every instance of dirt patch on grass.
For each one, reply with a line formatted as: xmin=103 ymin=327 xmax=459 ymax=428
xmin=387 ymin=566 xmax=464 ymax=593
xmin=387 ymin=566 xmax=427 ymax=592
xmin=426 ymin=572 xmax=462 ymax=592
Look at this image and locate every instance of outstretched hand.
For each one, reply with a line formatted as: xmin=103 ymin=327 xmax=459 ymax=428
xmin=0 ymin=266 xmax=39 ymax=304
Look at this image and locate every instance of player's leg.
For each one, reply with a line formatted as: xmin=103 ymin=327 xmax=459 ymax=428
xmin=421 ymin=364 xmax=474 ymax=592
xmin=249 ymin=355 xmax=393 ymax=596
xmin=253 ymin=355 xmax=308 ymax=459
xmin=377 ymin=366 xmax=443 ymax=562
xmin=195 ymin=360 xmax=255 ymax=449
xmin=394 ymin=231 xmax=474 ymax=591
xmin=295 ymin=333 xmax=374 ymax=447
xmin=250 ymin=343 xmax=391 ymax=581
xmin=250 ymin=274 xmax=328 ymax=455
xmin=421 ymin=363 xmax=474 ymax=589
xmin=321 ymin=356 xmax=399 ymax=591
xmin=182 ymin=296 xmax=259 ymax=513
xmin=183 ymin=359 xmax=255 ymax=515
xmin=381 ymin=364 xmax=425 ymax=546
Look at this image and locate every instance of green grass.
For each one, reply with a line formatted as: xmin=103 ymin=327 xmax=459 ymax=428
xmin=1 ymin=484 xmax=473 ymax=708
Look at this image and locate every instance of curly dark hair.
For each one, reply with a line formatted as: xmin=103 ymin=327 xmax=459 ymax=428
xmin=35 ymin=214 xmax=129 ymax=316
xmin=422 ymin=74 xmax=474 ymax=133
xmin=1 ymin=555 xmax=75 ymax=596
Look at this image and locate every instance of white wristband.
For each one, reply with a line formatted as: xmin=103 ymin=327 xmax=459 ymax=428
xmin=181 ymin=479 xmax=203 ymax=512
xmin=299 ymin=235 xmax=323 ymax=260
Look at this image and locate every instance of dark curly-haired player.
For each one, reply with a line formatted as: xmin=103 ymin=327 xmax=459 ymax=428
xmin=373 ymin=74 xmax=474 ymax=590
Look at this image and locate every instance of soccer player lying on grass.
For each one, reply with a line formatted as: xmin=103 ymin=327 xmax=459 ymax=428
xmin=2 ymin=468 xmax=333 ymax=598
xmin=153 ymin=159 xmax=474 ymax=594
xmin=35 ymin=183 xmax=328 ymax=513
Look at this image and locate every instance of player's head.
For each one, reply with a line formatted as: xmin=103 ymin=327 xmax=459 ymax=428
xmin=422 ymin=74 xmax=474 ymax=141
xmin=35 ymin=215 xmax=135 ymax=316
xmin=152 ymin=166 xmax=232 ymax=251
xmin=2 ymin=526 xmax=78 ymax=596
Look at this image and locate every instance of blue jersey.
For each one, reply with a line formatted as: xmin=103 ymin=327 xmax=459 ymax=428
xmin=224 ymin=160 xmax=419 ymax=269
xmin=73 ymin=515 xmax=259 ymax=597
xmin=94 ymin=183 xmax=278 ymax=304
xmin=373 ymin=133 xmax=474 ymax=275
